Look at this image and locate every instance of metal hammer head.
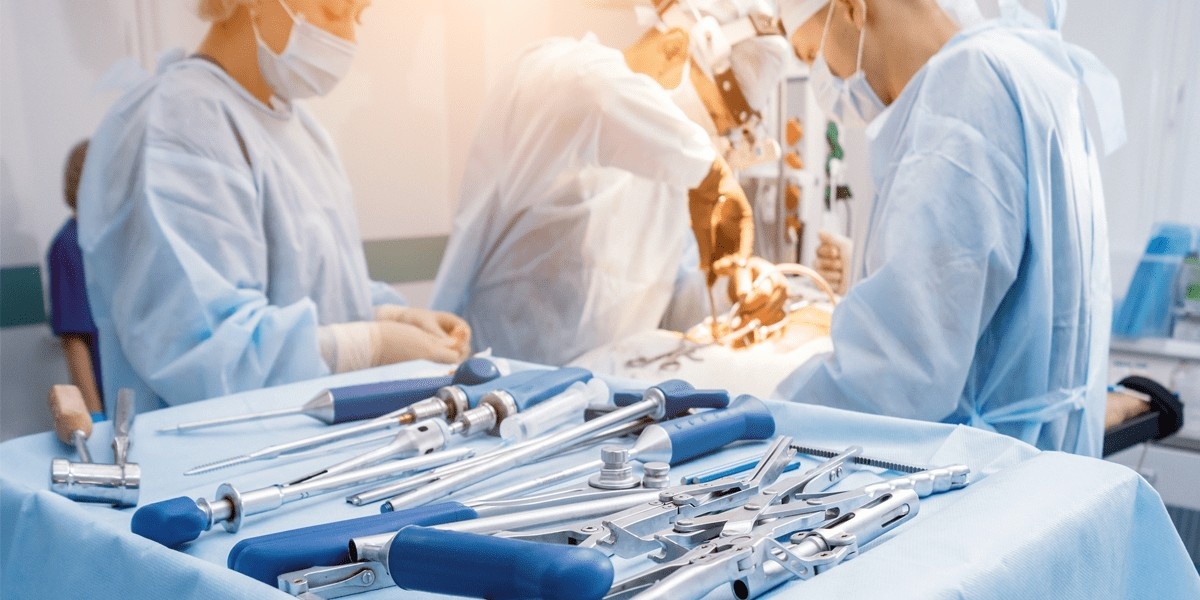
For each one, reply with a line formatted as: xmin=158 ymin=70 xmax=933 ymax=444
xmin=50 ymin=458 xmax=141 ymax=508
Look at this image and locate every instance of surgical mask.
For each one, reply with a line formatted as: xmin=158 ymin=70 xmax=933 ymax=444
xmin=253 ymin=0 xmax=356 ymax=101
xmin=809 ymin=0 xmax=885 ymax=128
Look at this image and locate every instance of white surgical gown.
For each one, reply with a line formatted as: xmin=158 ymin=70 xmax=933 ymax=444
xmin=78 ymin=54 xmax=403 ymax=413
xmin=430 ymin=36 xmax=716 ymax=365
xmin=776 ymin=19 xmax=1119 ymax=456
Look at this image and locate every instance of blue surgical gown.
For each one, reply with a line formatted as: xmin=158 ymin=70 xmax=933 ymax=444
xmin=776 ymin=20 xmax=1118 ymax=456
xmin=77 ymin=54 xmax=403 ymax=413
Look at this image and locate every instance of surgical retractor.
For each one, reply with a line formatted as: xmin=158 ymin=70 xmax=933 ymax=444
xmin=131 ymin=448 xmax=475 ymax=548
xmin=163 ymin=357 xmax=505 ymax=433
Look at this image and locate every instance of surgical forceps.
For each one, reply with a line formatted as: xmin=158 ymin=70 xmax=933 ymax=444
xmin=625 ymin=339 xmax=705 ymax=372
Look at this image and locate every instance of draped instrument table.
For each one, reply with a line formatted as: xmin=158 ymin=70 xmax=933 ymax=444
xmin=3 ymin=360 xmax=1198 ymax=599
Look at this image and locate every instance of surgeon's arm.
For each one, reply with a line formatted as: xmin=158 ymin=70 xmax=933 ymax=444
xmin=775 ymin=148 xmax=1024 ymax=422
xmin=90 ymin=144 xmax=332 ymax=405
xmin=581 ymin=60 xmax=752 ymax=277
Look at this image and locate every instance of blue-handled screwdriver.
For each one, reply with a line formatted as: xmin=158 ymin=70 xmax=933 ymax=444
xmin=161 ymin=357 xmax=506 ymax=433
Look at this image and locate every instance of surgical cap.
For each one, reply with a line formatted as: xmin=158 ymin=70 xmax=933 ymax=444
xmin=778 ymin=0 xmax=984 ymax=35
xmin=779 ymin=0 xmax=828 ymax=34
xmin=684 ymin=0 xmax=791 ymax=112
xmin=730 ymin=35 xmax=791 ymax=111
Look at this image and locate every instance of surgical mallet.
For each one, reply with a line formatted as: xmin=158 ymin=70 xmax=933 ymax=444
xmin=50 ymin=387 xmax=141 ymax=508
xmin=49 ymin=384 xmax=92 ymax=463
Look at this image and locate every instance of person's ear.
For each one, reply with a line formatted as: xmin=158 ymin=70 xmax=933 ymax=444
xmin=837 ymin=0 xmax=867 ymax=30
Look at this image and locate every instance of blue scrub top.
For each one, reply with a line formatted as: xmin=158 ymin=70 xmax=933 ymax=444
xmin=47 ymin=217 xmax=103 ymax=397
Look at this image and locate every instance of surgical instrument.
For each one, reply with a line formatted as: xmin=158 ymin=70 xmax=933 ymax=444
xmin=498 ymin=378 xmax=609 ymax=442
xmin=49 ymin=384 xmax=93 ymax=463
xmin=346 ymin=437 xmax=802 ymax=599
xmin=234 ymin=483 xmax=661 ymax=588
xmin=380 ymin=380 xmax=730 ymax=511
xmin=680 ymin=443 xmax=929 ymax=484
xmin=345 ymin=417 xmax=651 ymax=506
xmin=387 ymin=448 xmax=964 ymax=600
xmin=611 ymin=489 xmax=920 ymax=600
xmin=131 ymin=448 xmax=474 ymax=548
xmin=293 ymin=368 xmax=592 ymax=483
xmin=51 ymin=388 xmax=141 ymax=507
xmin=112 ymin=388 xmax=134 ymax=466
xmin=605 ymin=463 xmax=968 ymax=600
xmin=183 ymin=368 xmax=548 ymax=475
xmin=162 ymin=357 xmax=504 ymax=433
xmin=471 ymin=395 xmax=775 ymax=501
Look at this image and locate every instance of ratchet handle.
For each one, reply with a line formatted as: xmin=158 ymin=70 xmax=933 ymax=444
xmin=662 ymin=395 xmax=775 ymax=464
xmin=502 ymin=367 xmax=592 ymax=411
xmin=227 ymin=502 xmax=477 ymax=585
xmin=330 ymin=358 xmax=502 ymax=423
xmin=613 ymin=379 xmax=730 ymax=417
xmin=390 ymin=526 xmax=613 ymax=600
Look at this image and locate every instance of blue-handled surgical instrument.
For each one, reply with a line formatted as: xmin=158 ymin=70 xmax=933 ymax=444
xmin=161 ymin=357 xmax=505 ymax=433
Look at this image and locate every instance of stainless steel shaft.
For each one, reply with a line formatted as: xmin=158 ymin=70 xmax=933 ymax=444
xmin=161 ymin=407 xmax=304 ymax=433
xmin=382 ymin=395 xmax=662 ymax=511
xmin=199 ymin=448 xmax=474 ymax=534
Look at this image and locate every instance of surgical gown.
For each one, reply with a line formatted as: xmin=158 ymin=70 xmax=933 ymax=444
xmin=776 ymin=20 xmax=1118 ymax=456
xmin=430 ymin=36 xmax=716 ymax=365
xmin=77 ymin=54 xmax=404 ymax=413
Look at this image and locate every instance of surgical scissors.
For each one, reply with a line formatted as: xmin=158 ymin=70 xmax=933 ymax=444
xmin=624 ymin=339 xmax=705 ymax=372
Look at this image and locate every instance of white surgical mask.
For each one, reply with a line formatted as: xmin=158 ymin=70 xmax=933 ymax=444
xmin=809 ymin=0 xmax=885 ymax=128
xmin=253 ymin=0 xmax=356 ymax=101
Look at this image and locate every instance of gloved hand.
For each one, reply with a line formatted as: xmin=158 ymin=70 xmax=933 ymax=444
xmin=815 ymin=230 xmax=852 ymax=295
xmin=319 ymin=319 xmax=467 ymax=374
xmin=689 ymin=157 xmax=755 ymax=284
xmin=374 ymin=305 xmax=471 ymax=359
xmin=713 ymin=255 xmax=789 ymax=330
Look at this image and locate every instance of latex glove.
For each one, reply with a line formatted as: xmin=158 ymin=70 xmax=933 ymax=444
xmin=815 ymin=230 xmax=852 ymax=295
xmin=374 ymin=305 xmax=471 ymax=359
xmin=319 ymin=321 xmax=465 ymax=373
xmin=713 ymin=255 xmax=789 ymax=329
xmin=689 ymin=157 xmax=755 ymax=284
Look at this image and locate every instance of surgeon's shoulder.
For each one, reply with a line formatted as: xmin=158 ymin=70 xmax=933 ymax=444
xmin=516 ymin=36 xmax=635 ymax=97
xmin=916 ymin=29 xmax=1026 ymax=133
xmin=133 ymin=58 xmax=253 ymax=166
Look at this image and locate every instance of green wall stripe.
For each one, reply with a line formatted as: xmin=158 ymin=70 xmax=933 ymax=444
xmin=0 ymin=266 xmax=47 ymax=328
xmin=363 ymin=235 xmax=448 ymax=284
xmin=0 ymin=236 xmax=448 ymax=329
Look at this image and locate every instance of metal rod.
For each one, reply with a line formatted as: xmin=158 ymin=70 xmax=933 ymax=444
xmin=381 ymin=397 xmax=661 ymax=511
xmin=159 ymin=407 xmax=303 ymax=433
